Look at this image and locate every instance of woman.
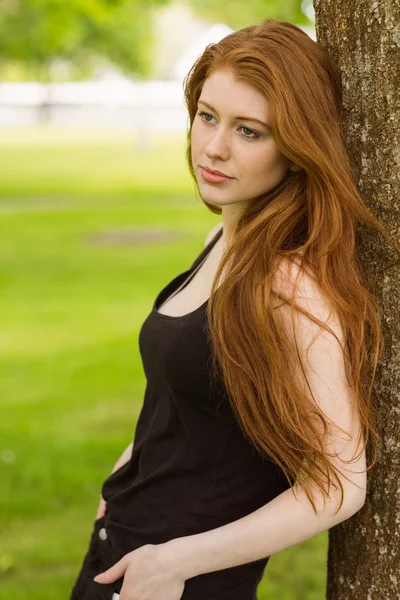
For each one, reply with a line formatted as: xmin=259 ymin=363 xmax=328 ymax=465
xmin=69 ymin=18 xmax=388 ymax=600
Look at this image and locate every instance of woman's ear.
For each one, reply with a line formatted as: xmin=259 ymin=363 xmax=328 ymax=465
xmin=289 ymin=162 xmax=302 ymax=172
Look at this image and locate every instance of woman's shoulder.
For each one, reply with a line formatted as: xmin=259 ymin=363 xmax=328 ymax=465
xmin=204 ymin=222 xmax=223 ymax=247
xmin=271 ymin=252 xmax=339 ymax=336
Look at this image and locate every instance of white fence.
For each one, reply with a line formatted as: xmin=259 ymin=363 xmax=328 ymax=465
xmin=0 ymin=79 xmax=190 ymax=130
xmin=0 ymin=22 xmax=316 ymax=131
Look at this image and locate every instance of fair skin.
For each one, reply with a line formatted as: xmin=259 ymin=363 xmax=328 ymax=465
xmin=93 ymin=70 xmax=366 ymax=600
xmin=191 ymin=68 xmax=301 ymax=247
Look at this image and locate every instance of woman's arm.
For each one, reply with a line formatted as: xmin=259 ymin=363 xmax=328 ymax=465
xmin=97 ymin=442 xmax=133 ymax=518
xmin=110 ymin=441 xmax=133 ymax=474
xmin=165 ymin=472 xmax=364 ymax=580
xmin=163 ymin=259 xmax=367 ymax=579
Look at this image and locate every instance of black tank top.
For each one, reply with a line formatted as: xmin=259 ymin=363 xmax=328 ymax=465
xmin=100 ymin=227 xmax=293 ymax=599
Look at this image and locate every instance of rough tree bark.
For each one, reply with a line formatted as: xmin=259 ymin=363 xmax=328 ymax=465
xmin=312 ymin=1 xmax=400 ymax=598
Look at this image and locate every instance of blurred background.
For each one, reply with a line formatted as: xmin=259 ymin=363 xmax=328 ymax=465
xmin=0 ymin=1 xmax=327 ymax=598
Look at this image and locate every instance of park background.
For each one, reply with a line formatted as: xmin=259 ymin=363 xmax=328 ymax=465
xmin=0 ymin=1 xmax=328 ymax=598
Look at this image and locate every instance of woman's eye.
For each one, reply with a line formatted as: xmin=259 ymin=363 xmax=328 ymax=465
xmin=240 ymin=126 xmax=260 ymax=140
xmin=197 ymin=111 xmax=260 ymax=139
xmin=198 ymin=111 xmax=214 ymax=122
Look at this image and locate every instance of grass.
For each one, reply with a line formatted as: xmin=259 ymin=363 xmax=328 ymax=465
xmin=0 ymin=126 xmax=327 ymax=599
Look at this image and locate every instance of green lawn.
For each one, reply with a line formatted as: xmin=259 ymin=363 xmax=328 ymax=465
xmin=0 ymin=126 xmax=327 ymax=599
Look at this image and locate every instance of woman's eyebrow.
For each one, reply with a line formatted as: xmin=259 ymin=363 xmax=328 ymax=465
xmin=197 ymin=100 xmax=271 ymax=130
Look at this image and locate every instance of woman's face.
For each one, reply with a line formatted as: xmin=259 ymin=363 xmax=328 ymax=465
xmin=191 ymin=69 xmax=295 ymax=210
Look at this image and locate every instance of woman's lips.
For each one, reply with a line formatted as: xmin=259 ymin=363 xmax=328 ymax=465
xmin=200 ymin=167 xmax=233 ymax=184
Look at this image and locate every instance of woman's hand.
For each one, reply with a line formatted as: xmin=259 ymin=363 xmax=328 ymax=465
xmin=95 ymin=493 xmax=107 ymax=520
xmin=93 ymin=543 xmax=186 ymax=600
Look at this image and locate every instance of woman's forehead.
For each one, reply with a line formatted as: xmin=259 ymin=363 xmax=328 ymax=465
xmin=199 ymin=71 xmax=272 ymax=126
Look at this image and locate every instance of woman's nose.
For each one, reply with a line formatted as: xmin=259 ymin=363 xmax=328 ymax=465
xmin=205 ymin=130 xmax=230 ymax=161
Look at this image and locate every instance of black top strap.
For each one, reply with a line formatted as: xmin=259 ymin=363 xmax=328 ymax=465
xmin=188 ymin=226 xmax=223 ymax=271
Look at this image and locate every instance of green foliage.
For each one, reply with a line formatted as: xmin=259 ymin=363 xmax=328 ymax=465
xmin=0 ymin=0 xmax=169 ymax=80
xmin=0 ymin=0 xmax=313 ymax=81
xmin=185 ymin=0 xmax=312 ymax=29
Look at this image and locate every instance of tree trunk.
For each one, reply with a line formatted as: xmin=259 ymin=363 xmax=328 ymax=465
xmin=312 ymin=1 xmax=400 ymax=598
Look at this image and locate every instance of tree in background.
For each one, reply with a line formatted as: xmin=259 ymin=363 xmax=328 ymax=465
xmin=0 ymin=0 xmax=169 ymax=81
xmin=0 ymin=0 xmax=314 ymax=82
xmin=313 ymin=1 xmax=400 ymax=598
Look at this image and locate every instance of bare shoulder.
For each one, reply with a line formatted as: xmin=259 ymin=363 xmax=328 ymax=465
xmin=204 ymin=222 xmax=223 ymax=247
xmin=272 ymin=256 xmax=342 ymax=337
xmin=271 ymin=253 xmax=343 ymax=351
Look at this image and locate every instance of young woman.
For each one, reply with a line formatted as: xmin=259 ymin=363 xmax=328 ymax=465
xmin=69 ymin=18 xmax=388 ymax=600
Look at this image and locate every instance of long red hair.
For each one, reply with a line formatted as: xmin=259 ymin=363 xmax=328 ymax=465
xmin=182 ymin=19 xmax=392 ymax=515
